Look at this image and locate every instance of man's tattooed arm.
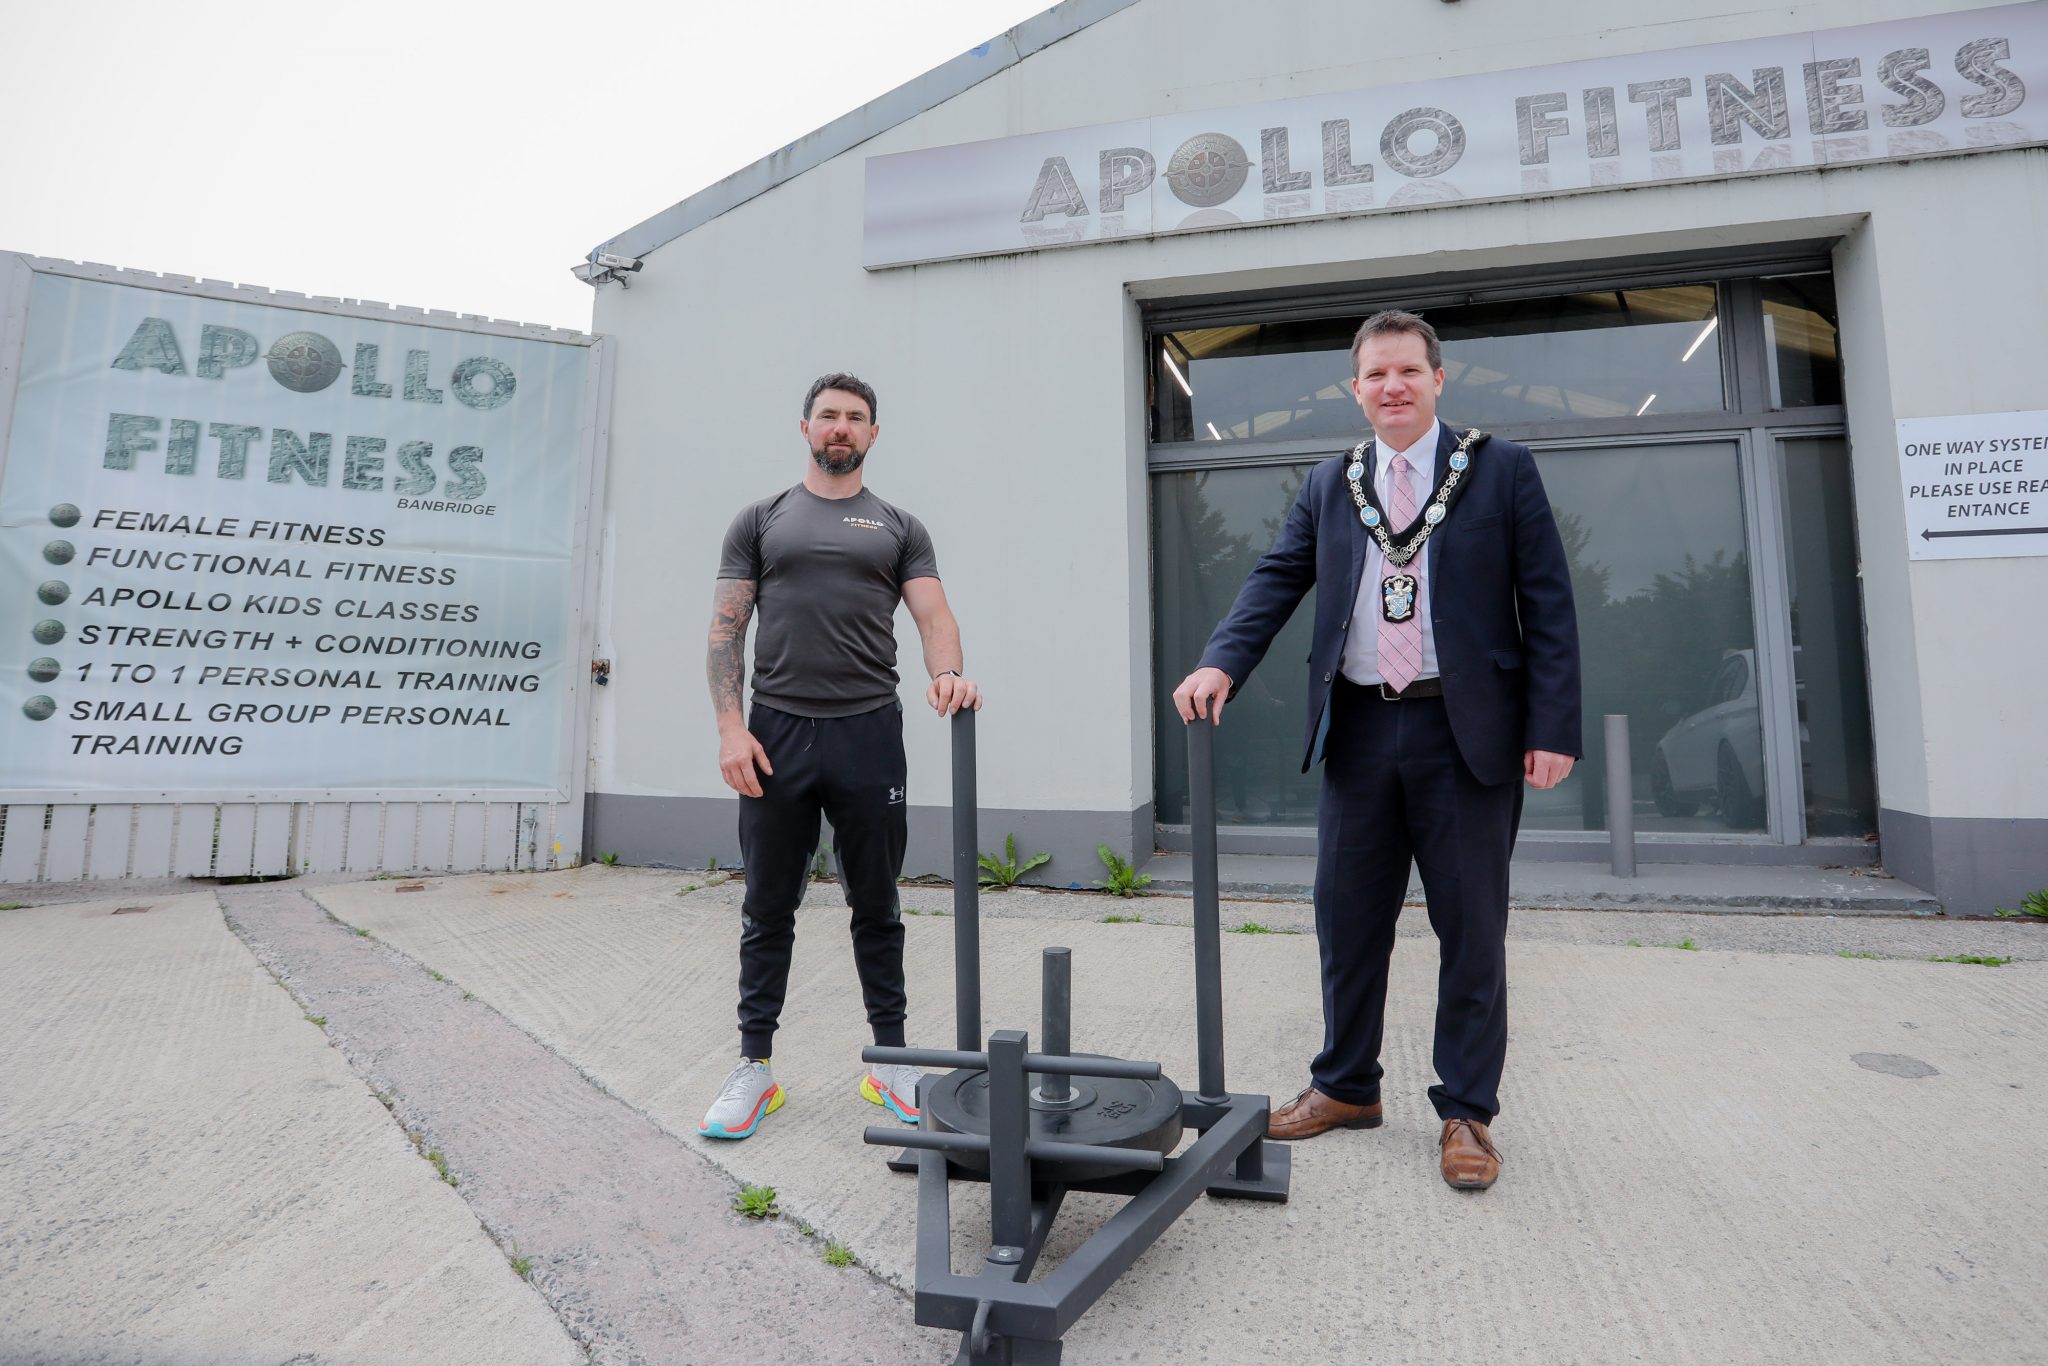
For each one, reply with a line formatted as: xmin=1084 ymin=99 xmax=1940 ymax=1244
xmin=707 ymin=578 xmax=756 ymax=729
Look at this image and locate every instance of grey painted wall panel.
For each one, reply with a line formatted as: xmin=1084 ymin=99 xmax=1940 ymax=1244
xmin=1882 ymin=808 xmax=2048 ymax=914
xmin=590 ymin=791 xmax=1153 ymax=885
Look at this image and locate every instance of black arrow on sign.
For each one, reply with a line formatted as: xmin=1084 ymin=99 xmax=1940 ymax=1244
xmin=1922 ymin=526 xmax=2048 ymax=539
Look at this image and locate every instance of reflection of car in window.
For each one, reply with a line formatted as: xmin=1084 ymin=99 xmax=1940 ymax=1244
xmin=1650 ymin=648 xmax=1791 ymax=829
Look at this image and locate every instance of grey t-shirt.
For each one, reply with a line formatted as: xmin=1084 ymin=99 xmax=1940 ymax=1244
xmin=717 ymin=484 xmax=940 ymax=718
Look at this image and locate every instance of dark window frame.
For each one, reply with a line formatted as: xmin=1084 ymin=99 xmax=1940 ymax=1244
xmin=1143 ymin=243 xmax=1868 ymax=857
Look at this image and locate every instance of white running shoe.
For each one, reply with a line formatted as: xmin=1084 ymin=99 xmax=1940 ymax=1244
xmin=699 ymin=1059 xmax=784 ymax=1139
xmin=860 ymin=1062 xmax=922 ymax=1123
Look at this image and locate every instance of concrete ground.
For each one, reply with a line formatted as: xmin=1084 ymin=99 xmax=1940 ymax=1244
xmin=3 ymin=865 xmax=2046 ymax=1363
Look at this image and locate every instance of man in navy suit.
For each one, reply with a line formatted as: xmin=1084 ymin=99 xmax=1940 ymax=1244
xmin=1173 ymin=310 xmax=1580 ymax=1191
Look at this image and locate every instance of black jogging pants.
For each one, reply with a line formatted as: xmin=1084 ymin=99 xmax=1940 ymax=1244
xmin=735 ymin=700 xmax=908 ymax=1060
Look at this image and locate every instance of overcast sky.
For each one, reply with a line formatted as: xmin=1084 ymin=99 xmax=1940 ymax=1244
xmin=0 ymin=0 xmax=1051 ymax=332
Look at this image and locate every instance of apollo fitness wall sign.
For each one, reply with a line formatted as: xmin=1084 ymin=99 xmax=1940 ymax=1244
xmin=862 ymin=2 xmax=2048 ymax=268
xmin=0 ymin=262 xmax=595 ymax=796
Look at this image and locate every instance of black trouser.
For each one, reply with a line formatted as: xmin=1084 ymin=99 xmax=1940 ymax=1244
xmin=735 ymin=701 xmax=909 ymax=1060
xmin=1310 ymin=680 xmax=1522 ymax=1125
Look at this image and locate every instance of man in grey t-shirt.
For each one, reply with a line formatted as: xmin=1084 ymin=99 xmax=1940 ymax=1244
xmin=698 ymin=372 xmax=982 ymax=1141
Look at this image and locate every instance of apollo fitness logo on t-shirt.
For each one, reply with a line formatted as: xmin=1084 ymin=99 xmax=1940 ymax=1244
xmin=843 ymin=515 xmax=887 ymax=532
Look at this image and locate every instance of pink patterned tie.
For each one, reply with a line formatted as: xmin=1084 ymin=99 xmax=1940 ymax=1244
xmin=1377 ymin=454 xmax=1423 ymax=694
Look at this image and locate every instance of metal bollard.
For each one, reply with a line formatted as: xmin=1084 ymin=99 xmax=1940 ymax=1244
xmin=1604 ymin=713 xmax=1636 ymax=879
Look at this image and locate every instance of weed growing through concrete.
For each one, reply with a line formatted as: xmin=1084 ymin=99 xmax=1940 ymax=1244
xmin=0 ymin=902 xmax=26 ymax=911
xmin=1993 ymin=889 xmax=2048 ymax=918
xmin=678 ymin=884 xmax=700 ymax=894
xmin=510 ymin=1254 xmax=532 ymax=1278
xmin=352 ymin=927 xmax=369 ymax=937
xmin=427 ymin=969 xmax=445 ymax=982
xmin=1838 ymin=951 xmax=1882 ymax=960
xmin=978 ymin=833 xmax=1050 ymax=888
xmin=462 ymin=991 xmax=475 ymax=1001
xmin=824 ymin=1241 xmax=857 ymax=1267
xmin=1654 ymin=939 xmax=1700 ymax=951
xmin=735 ymin=1184 xmax=779 ymax=1219
xmin=598 ymin=851 xmax=621 ymax=866
xmin=1230 ymin=921 xmax=1295 ymax=934
xmin=426 ymin=1149 xmax=457 ymax=1186
xmin=1627 ymin=939 xmax=1643 ymax=947
xmin=1929 ymin=954 xmax=2011 ymax=967
xmin=1095 ymin=845 xmax=1152 ymax=897
xmin=1102 ymin=913 xmax=1143 ymax=924
xmin=304 ymin=1014 xmax=327 ymax=1026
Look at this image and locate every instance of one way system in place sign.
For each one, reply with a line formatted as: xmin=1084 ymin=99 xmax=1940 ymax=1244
xmin=1896 ymin=410 xmax=2048 ymax=561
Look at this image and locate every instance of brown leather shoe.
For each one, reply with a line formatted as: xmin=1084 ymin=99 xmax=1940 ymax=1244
xmin=1267 ymin=1086 xmax=1382 ymax=1141
xmin=1439 ymin=1118 xmax=1501 ymax=1190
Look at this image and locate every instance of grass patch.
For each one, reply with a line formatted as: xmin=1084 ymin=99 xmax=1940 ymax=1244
xmin=1838 ymin=951 xmax=1882 ymax=960
xmin=1102 ymin=913 xmax=1143 ymax=924
xmin=1230 ymin=920 xmax=1297 ymax=935
xmin=734 ymin=1184 xmax=779 ymax=1219
xmin=823 ymin=1241 xmax=857 ymax=1268
xmin=1929 ymin=954 xmax=2011 ymax=967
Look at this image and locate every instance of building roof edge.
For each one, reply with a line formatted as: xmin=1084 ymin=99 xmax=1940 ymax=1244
xmin=597 ymin=0 xmax=1143 ymax=261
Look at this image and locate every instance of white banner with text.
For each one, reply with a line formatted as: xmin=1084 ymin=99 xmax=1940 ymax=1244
xmin=865 ymin=3 xmax=2048 ymax=267
xmin=1 ymin=267 xmax=594 ymax=794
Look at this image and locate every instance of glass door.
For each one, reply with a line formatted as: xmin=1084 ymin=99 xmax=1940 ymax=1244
xmin=1523 ymin=438 xmax=1768 ymax=835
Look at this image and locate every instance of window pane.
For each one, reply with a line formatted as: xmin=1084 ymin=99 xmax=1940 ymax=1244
xmin=1151 ymin=464 xmax=1320 ymax=827
xmin=1779 ymin=436 xmax=1877 ymax=835
xmin=1154 ymin=284 xmax=1724 ymax=444
xmin=1525 ymin=441 xmax=1766 ymax=834
xmin=1762 ymin=275 xmax=1842 ymax=408
xmin=1435 ymin=285 xmax=1723 ymax=425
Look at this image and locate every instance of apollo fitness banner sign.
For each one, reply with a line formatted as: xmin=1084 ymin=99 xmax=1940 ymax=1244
xmin=0 ymin=264 xmax=593 ymax=795
xmin=864 ymin=2 xmax=2048 ymax=267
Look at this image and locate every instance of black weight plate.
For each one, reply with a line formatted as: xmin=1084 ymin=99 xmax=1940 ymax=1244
xmin=926 ymin=1055 xmax=1183 ymax=1183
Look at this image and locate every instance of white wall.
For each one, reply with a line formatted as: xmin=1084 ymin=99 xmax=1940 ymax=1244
xmin=592 ymin=0 xmax=2048 ymax=844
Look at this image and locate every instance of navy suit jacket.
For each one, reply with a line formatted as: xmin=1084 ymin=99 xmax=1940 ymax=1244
xmin=1197 ymin=424 xmax=1582 ymax=786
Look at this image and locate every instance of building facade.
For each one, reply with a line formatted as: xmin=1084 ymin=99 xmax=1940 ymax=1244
xmin=584 ymin=0 xmax=2048 ymax=913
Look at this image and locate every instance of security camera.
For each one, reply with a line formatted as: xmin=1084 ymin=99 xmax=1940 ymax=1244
xmin=572 ymin=250 xmax=645 ymax=289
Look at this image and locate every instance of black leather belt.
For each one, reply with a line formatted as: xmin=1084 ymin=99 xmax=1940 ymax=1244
xmin=1338 ymin=675 xmax=1445 ymax=701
